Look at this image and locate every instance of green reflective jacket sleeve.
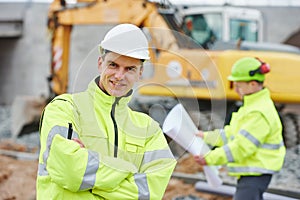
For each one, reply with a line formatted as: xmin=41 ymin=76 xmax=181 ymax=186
xmin=92 ymin=129 xmax=176 ymax=200
xmin=203 ymin=129 xmax=224 ymax=147
xmin=47 ymin=135 xmax=138 ymax=192
xmin=205 ymin=112 xmax=270 ymax=165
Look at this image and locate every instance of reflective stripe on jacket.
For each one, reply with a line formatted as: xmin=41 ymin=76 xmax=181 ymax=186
xmin=203 ymin=88 xmax=286 ymax=177
xmin=36 ymin=77 xmax=176 ymax=199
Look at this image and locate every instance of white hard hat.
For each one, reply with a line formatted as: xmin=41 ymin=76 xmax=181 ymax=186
xmin=99 ymin=24 xmax=150 ymax=60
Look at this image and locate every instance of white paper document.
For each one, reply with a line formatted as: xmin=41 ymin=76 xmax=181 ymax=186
xmin=163 ymin=104 xmax=223 ymax=187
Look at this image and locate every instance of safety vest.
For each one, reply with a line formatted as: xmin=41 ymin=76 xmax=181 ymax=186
xmin=203 ymin=88 xmax=286 ymax=177
xmin=36 ymin=78 xmax=176 ymax=199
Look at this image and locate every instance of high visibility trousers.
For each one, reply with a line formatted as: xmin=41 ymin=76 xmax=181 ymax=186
xmin=234 ymin=174 xmax=272 ymax=200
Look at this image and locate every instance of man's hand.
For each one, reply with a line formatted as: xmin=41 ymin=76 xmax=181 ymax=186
xmin=72 ymin=138 xmax=85 ymax=148
xmin=195 ymin=130 xmax=204 ymax=138
xmin=194 ymin=155 xmax=207 ymax=165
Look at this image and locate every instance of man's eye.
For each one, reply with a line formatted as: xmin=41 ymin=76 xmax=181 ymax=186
xmin=127 ymin=67 xmax=136 ymax=71
xmin=109 ymin=63 xmax=117 ymax=67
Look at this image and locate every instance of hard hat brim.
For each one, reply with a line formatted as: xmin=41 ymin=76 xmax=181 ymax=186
xmin=227 ymin=75 xmax=265 ymax=82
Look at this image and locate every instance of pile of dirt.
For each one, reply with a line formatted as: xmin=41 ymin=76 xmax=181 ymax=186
xmin=0 ymin=140 xmax=38 ymax=200
xmin=0 ymin=155 xmax=37 ymax=200
xmin=174 ymin=154 xmax=204 ymax=174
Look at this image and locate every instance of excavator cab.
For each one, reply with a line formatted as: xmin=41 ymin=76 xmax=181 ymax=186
xmin=177 ymin=6 xmax=263 ymax=48
xmin=182 ymin=14 xmax=217 ymax=49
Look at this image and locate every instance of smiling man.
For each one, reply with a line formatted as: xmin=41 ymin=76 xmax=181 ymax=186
xmin=36 ymin=24 xmax=176 ymax=200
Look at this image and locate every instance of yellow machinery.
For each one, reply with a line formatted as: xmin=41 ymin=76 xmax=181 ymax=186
xmin=13 ymin=0 xmax=300 ymax=147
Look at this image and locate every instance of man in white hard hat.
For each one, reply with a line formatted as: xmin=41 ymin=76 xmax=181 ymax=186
xmin=36 ymin=24 xmax=177 ymax=200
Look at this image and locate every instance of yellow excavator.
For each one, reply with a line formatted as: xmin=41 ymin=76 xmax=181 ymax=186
xmin=12 ymin=0 xmax=300 ymax=148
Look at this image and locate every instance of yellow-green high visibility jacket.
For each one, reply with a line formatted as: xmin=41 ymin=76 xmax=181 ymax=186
xmin=36 ymin=77 xmax=176 ymax=200
xmin=203 ymin=88 xmax=286 ymax=177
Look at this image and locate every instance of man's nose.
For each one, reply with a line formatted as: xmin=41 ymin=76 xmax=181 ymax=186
xmin=115 ymin=68 xmax=126 ymax=79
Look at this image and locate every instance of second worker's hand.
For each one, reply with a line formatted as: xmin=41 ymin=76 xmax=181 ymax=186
xmin=194 ymin=155 xmax=207 ymax=166
xmin=195 ymin=130 xmax=204 ymax=138
xmin=72 ymin=138 xmax=85 ymax=148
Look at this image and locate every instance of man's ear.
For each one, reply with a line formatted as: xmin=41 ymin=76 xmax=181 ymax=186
xmin=248 ymin=81 xmax=256 ymax=88
xmin=250 ymin=80 xmax=259 ymax=86
xmin=98 ymin=57 xmax=103 ymax=73
xmin=139 ymin=66 xmax=144 ymax=78
xmin=249 ymin=80 xmax=261 ymax=92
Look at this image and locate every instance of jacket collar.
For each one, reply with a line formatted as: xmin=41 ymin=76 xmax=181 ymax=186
xmin=243 ymin=88 xmax=270 ymax=106
xmin=87 ymin=76 xmax=132 ymax=107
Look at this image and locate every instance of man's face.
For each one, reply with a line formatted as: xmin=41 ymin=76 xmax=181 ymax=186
xmin=98 ymin=52 xmax=143 ymax=97
xmin=233 ymin=81 xmax=256 ymax=99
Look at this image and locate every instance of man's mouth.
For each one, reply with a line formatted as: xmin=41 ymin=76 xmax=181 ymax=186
xmin=110 ymin=80 xmax=125 ymax=87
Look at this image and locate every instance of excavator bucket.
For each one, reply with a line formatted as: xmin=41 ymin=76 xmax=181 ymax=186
xmin=11 ymin=95 xmax=47 ymax=139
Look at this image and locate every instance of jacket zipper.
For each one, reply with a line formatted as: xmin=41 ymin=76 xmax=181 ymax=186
xmin=111 ymin=97 xmax=121 ymax=157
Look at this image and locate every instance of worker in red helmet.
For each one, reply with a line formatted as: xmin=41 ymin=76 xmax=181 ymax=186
xmin=194 ymin=57 xmax=286 ymax=200
xmin=36 ymin=24 xmax=176 ymax=200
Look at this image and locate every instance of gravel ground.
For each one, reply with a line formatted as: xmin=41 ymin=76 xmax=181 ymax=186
xmin=0 ymin=105 xmax=299 ymax=197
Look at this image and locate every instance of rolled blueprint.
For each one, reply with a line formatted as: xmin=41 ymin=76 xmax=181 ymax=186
xmin=163 ymin=104 xmax=222 ymax=187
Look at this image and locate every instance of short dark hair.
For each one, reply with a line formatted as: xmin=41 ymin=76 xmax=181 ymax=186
xmin=101 ymin=48 xmax=145 ymax=64
xmin=100 ymin=49 xmax=111 ymax=58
